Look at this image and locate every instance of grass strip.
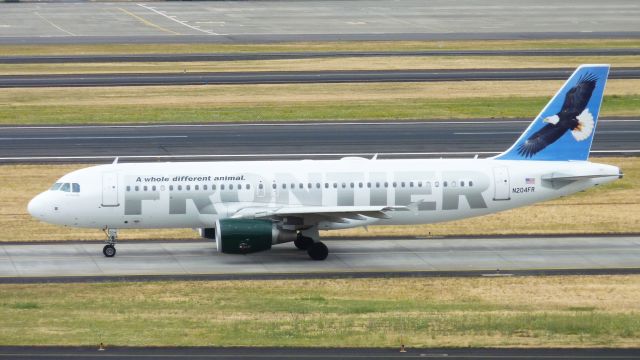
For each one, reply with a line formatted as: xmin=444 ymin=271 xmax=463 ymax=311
xmin=0 ymin=157 xmax=637 ymax=242
xmin=1 ymin=39 xmax=640 ymax=56
xmin=2 ymin=55 xmax=640 ymax=75
xmin=1 ymin=95 xmax=638 ymax=125
xmin=0 ymin=276 xmax=639 ymax=347
xmin=1 ymin=80 xmax=639 ymax=125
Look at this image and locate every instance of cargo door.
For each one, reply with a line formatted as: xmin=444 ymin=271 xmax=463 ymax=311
xmin=101 ymin=173 xmax=120 ymax=207
xmin=493 ymin=167 xmax=510 ymax=201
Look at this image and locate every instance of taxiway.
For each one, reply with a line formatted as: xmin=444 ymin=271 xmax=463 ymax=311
xmin=1 ymin=235 xmax=638 ymax=283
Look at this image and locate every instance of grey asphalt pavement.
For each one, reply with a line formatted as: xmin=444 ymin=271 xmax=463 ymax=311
xmin=0 ymin=0 xmax=638 ymax=43
xmin=0 ymin=346 xmax=638 ymax=360
xmin=1 ymin=236 xmax=639 ymax=282
xmin=2 ymin=68 xmax=639 ymax=88
xmin=0 ymin=120 xmax=637 ymax=163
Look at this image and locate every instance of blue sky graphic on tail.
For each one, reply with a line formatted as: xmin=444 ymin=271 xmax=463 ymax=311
xmin=496 ymin=64 xmax=609 ymax=161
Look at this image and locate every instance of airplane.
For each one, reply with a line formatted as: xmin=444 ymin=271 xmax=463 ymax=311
xmin=28 ymin=64 xmax=622 ymax=261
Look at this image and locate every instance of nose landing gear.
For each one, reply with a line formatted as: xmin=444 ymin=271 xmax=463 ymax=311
xmin=102 ymin=228 xmax=118 ymax=257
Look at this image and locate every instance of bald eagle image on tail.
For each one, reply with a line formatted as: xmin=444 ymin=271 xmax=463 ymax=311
xmin=516 ymin=72 xmax=598 ymax=158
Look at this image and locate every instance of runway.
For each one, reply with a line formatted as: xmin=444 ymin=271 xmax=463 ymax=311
xmin=1 ymin=235 xmax=639 ymax=283
xmin=1 ymin=120 xmax=637 ymax=163
xmin=2 ymin=68 xmax=640 ymax=88
xmin=0 ymin=346 xmax=638 ymax=360
xmin=3 ymin=48 xmax=640 ymax=64
xmin=0 ymin=0 xmax=638 ymax=44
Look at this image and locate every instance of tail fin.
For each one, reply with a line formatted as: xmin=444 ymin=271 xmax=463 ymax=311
xmin=496 ymin=64 xmax=609 ymax=161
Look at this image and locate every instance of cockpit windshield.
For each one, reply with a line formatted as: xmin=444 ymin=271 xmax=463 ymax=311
xmin=50 ymin=182 xmax=80 ymax=193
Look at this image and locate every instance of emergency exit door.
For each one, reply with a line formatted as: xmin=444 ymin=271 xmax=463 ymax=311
xmin=493 ymin=167 xmax=510 ymax=201
xmin=102 ymin=173 xmax=120 ymax=207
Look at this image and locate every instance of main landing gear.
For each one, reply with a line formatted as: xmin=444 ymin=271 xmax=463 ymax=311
xmin=102 ymin=228 xmax=118 ymax=258
xmin=295 ymin=232 xmax=328 ymax=261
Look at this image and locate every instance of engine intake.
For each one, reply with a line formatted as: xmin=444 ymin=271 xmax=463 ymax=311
xmin=215 ymin=219 xmax=296 ymax=254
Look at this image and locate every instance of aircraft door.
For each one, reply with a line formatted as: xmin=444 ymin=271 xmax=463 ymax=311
xmin=101 ymin=173 xmax=120 ymax=207
xmin=492 ymin=167 xmax=510 ymax=201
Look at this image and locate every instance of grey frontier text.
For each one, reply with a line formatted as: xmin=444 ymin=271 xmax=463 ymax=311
xmin=124 ymin=171 xmax=490 ymax=215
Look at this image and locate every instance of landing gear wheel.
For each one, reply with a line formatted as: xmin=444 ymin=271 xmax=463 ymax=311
xmin=294 ymin=235 xmax=314 ymax=250
xmin=103 ymin=244 xmax=116 ymax=258
xmin=307 ymin=241 xmax=328 ymax=261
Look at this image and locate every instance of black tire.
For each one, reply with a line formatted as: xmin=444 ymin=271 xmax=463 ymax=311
xmin=103 ymin=244 xmax=116 ymax=257
xmin=307 ymin=241 xmax=328 ymax=261
xmin=294 ymin=235 xmax=314 ymax=250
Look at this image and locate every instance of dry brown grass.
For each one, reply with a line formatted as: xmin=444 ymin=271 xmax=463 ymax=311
xmin=1 ymin=80 xmax=638 ymax=107
xmin=0 ymin=157 xmax=636 ymax=242
xmin=1 ymin=55 xmax=639 ymax=75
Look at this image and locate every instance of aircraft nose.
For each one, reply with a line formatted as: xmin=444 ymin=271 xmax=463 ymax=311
xmin=27 ymin=193 xmax=46 ymax=220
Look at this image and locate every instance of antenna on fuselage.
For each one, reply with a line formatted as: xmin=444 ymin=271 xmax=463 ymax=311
xmin=112 ymin=157 xmax=119 ymax=165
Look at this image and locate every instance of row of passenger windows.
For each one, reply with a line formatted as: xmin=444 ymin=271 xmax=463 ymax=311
xmin=50 ymin=182 xmax=81 ymax=193
xmin=126 ymin=180 xmax=474 ymax=192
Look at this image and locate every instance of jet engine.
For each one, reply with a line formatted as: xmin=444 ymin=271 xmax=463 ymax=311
xmin=214 ymin=219 xmax=296 ymax=254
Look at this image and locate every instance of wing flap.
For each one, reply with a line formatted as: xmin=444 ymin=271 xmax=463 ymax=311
xmin=231 ymin=205 xmax=408 ymax=220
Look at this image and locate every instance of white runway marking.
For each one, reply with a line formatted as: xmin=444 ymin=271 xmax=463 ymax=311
xmin=1 ymin=119 xmax=637 ymax=130
xmin=137 ymin=3 xmax=225 ymax=36
xmin=34 ymin=12 xmax=76 ymax=36
xmin=0 ymin=136 xmax=187 ymax=141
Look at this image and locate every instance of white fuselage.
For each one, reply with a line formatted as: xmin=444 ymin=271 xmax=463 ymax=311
xmin=28 ymin=157 xmax=621 ymax=231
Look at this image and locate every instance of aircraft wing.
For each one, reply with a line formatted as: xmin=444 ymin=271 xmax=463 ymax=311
xmin=230 ymin=205 xmax=408 ymax=222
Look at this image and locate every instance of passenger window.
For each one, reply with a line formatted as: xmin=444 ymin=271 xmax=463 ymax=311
xmin=246 ymin=184 xmax=250 ymax=190
xmin=350 ymin=182 xmax=354 ymax=188
xmin=195 ymin=185 xmax=199 ymax=191
xmin=126 ymin=186 xmax=131 ymax=192
xmin=169 ymin=185 xmax=174 ymax=191
xmin=324 ymin=183 xmax=329 ymax=189
xmin=258 ymin=184 xmax=263 ymax=190
xmin=393 ymin=182 xmax=397 ymax=188
xmin=443 ymin=181 xmax=448 ymax=187
xmin=272 ymin=183 xmax=276 ymax=189
xmin=358 ymin=182 xmax=363 ymax=188
xmin=187 ymin=185 xmax=191 ymax=191
xmin=460 ymin=181 xmax=465 ymax=187
xmin=307 ymin=183 xmax=312 ymax=189
xmin=178 ymin=185 xmax=182 ymax=191
xmin=221 ymin=184 xmax=225 ymax=190
xmin=434 ymin=181 xmax=439 ymax=188
xmin=333 ymin=183 xmax=338 ymax=189
xmin=401 ymin=182 xmax=406 ymax=188
xmin=316 ymin=183 xmax=321 ymax=189
xmin=342 ymin=183 xmax=346 ymax=189
xmin=212 ymin=184 xmax=216 ymax=190
xmin=229 ymin=184 xmax=233 ymax=190
xmin=384 ymin=182 xmax=388 ymax=188
xmin=367 ymin=182 xmax=371 ymax=188
xmin=418 ymin=181 xmax=422 ymax=187
xmin=134 ymin=186 xmax=139 ymax=192
xmin=282 ymin=183 xmax=287 ymax=189
xmin=143 ymin=186 xmax=148 ymax=191
xmin=409 ymin=182 xmax=413 ymax=188
xmin=203 ymin=185 xmax=207 ymax=190
xmin=469 ymin=181 xmax=474 ymax=187
xmin=152 ymin=185 xmax=157 ymax=191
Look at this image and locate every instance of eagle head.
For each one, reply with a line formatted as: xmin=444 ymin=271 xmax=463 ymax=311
xmin=543 ymin=115 xmax=560 ymax=125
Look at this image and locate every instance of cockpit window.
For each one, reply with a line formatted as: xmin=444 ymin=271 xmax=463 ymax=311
xmin=60 ymin=183 xmax=71 ymax=192
xmin=72 ymin=183 xmax=80 ymax=193
xmin=50 ymin=183 xmax=62 ymax=191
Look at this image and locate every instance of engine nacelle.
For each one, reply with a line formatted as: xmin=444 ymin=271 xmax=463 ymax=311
xmin=215 ymin=219 xmax=296 ymax=254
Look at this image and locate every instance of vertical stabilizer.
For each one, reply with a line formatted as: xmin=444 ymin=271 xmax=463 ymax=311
xmin=496 ymin=64 xmax=609 ymax=161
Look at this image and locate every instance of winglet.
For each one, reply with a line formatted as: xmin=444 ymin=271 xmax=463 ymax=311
xmin=495 ymin=64 xmax=610 ymax=161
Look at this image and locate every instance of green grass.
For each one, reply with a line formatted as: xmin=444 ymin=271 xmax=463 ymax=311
xmin=2 ymin=95 xmax=638 ymax=125
xmin=1 ymin=39 xmax=639 ymax=56
xmin=1 ymin=277 xmax=639 ymax=347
